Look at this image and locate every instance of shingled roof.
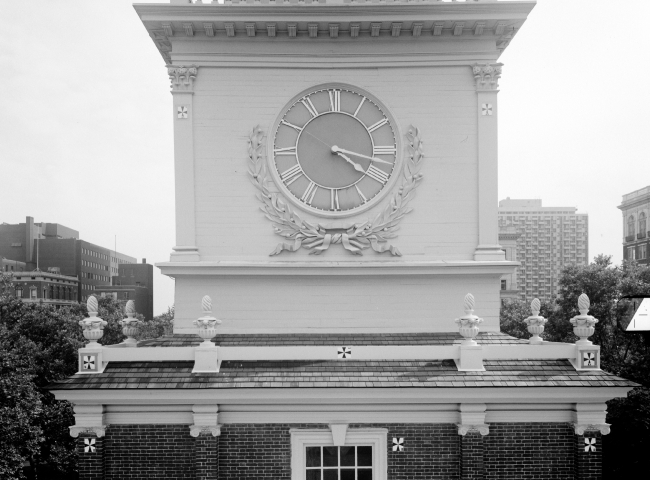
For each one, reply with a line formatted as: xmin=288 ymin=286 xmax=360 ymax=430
xmin=49 ymin=359 xmax=637 ymax=390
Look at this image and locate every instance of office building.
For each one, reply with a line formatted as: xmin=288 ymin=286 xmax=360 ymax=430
xmin=0 ymin=216 xmax=137 ymax=302
xmin=618 ymin=185 xmax=649 ymax=265
xmin=498 ymin=198 xmax=589 ymax=301
xmin=498 ymin=226 xmax=520 ymax=303
xmin=1 ymin=257 xmax=26 ymax=273
xmin=96 ymin=259 xmax=154 ymax=319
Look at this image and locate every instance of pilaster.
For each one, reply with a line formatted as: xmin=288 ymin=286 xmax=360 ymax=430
xmin=457 ymin=403 xmax=487 ymax=480
xmin=473 ymin=63 xmax=504 ymax=261
xmin=575 ymin=430 xmax=602 ymax=480
xmin=169 ymin=64 xmax=200 ymax=262
xmin=191 ymin=405 xmax=220 ymax=480
xmin=77 ymin=433 xmax=104 ymax=480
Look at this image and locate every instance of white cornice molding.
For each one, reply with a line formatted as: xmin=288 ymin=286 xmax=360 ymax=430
xmin=69 ymin=426 xmax=108 ymax=438
xmin=156 ymin=259 xmax=518 ymax=276
xmin=52 ymin=386 xmax=634 ymax=406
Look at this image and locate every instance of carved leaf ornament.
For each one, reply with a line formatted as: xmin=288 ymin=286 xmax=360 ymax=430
xmin=248 ymin=126 xmax=424 ymax=256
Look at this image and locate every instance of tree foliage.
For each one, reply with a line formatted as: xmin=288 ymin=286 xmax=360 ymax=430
xmin=0 ymin=273 xmax=174 ymax=479
xmin=500 ymin=256 xmax=650 ymax=477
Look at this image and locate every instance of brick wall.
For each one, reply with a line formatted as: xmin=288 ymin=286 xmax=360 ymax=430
xmin=104 ymin=425 xmax=195 ymax=479
xmin=78 ymin=435 xmax=103 ymax=480
xmin=79 ymin=422 xmax=601 ymax=479
xmin=484 ymin=423 xmax=574 ymax=479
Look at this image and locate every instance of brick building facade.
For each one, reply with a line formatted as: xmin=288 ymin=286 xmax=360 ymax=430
xmin=50 ymin=1 xmax=633 ymax=479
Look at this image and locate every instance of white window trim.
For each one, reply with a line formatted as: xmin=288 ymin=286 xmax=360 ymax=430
xmin=290 ymin=428 xmax=387 ymax=480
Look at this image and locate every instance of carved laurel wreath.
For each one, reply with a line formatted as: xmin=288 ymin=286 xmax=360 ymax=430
xmin=247 ymin=125 xmax=424 ymax=256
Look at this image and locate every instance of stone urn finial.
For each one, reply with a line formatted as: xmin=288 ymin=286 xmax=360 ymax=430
xmin=193 ymin=295 xmax=222 ymax=346
xmin=523 ymin=298 xmax=547 ymax=344
xmin=570 ymin=293 xmax=598 ymax=345
xmin=119 ymin=300 xmax=140 ymax=346
xmin=78 ymin=295 xmax=107 ymax=347
xmin=454 ymin=293 xmax=483 ymax=346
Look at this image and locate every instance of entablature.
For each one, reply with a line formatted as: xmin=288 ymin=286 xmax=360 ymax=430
xmin=135 ymin=1 xmax=535 ymax=64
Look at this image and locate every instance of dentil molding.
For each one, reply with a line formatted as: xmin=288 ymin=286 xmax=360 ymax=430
xmin=167 ymin=65 xmax=198 ymax=93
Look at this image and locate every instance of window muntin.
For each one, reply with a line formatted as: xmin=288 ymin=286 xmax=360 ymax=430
xmin=306 ymin=446 xmax=372 ymax=480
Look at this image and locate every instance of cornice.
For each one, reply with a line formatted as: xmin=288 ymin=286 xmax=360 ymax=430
xmin=156 ymin=259 xmax=519 ymax=276
xmin=51 ymin=386 xmax=633 ymax=406
xmin=136 ymin=2 xmax=534 ymax=63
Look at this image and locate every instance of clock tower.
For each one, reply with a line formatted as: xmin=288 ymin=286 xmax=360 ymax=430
xmin=50 ymin=2 xmax=635 ymax=479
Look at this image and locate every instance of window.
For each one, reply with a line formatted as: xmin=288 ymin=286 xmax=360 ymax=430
xmin=501 ymin=279 xmax=507 ymax=290
xmin=640 ymin=244 xmax=647 ymax=260
xmin=306 ymin=446 xmax=373 ymax=480
xmin=640 ymin=212 xmax=647 ymax=235
xmin=628 ymin=246 xmax=636 ymax=260
xmin=291 ymin=429 xmax=387 ymax=480
xmin=628 ymin=215 xmax=636 ymax=237
xmin=16 ymin=288 xmax=23 ymax=298
xmin=30 ymin=287 xmax=37 ymax=299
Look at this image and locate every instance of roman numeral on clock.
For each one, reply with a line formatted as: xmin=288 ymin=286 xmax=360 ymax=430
xmin=366 ymin=165 xmax=390 ymax=184
xmin=274 ymin=146 xmax=297 ymax=156
xmin=373 ymin=145 xmax=396 ymax=155
xmin=355 ymin=185 xmax=367 ymax=204
xmin=329 ymin=90 xmax=341 ymax=112
xmin=280 ymin=164 xmax=303 ymax=185
xmin=330 ymin=189 xmax=340 ymax=210
xmin=301 ymin=181 xmax=317 ymax=205
xmin=367 ymin=118 xmax=388 ymax=133
xmin=353 ymin=97 xmax=366 ymax=117
xmin=281 ymin=120 xmax=303 ymax=132
xmin=300 ymin=98 xmax=318 ymax=118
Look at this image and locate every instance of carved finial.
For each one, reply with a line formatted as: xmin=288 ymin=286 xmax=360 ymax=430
xmin=202 ymin=295 xmax=212 ymax=313
xmin=463 ymin=293 xmax=475 ymax=312
xmin=531 ymin=298 xmax=541 ymax=316
xmin=87 ymin=296 xmax=98 ymax=315
xmin=578 ymin=293 xmax=590 ymax=313
xmin=125 ymin=300 xmax=136 ymax=316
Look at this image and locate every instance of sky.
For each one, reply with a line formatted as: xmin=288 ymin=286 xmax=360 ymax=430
xmin=1 ymin=0 xmax=649 ymax=315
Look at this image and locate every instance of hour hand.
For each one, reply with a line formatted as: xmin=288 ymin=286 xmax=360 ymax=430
xmin=332 ymin=149 xmax=365 ymax=173
xmin=332 ymin=146 xmax=393 ymax=165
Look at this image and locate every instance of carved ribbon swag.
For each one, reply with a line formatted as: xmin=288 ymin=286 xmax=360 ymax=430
xmin=247 ymin=126 xmax=424 ymax=256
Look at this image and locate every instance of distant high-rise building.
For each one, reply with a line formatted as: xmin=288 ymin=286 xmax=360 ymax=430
xmin=498 ymin=198 xmax=589 ymax=302
xmin=498 ymin=226 xmax=520 ymax=304
xmin=96 ymin=259 xmax=154 ymax=319
xmin=0 ymin=216 xmax=137 ymax=302
xmin=618 ymin=186 xmax=649 ymax=265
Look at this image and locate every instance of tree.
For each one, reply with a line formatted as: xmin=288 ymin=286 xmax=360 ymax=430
xmin=0 ymin=287 xmax=175 ymax=479
xmin=500 ymin=256 xmax=650 ymax=477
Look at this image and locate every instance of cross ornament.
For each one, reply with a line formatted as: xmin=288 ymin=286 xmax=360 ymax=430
xmin=337 ymin=346 xmax=351 ymax=359
xmin=84 ymin=438 xmax=96 ymax=453
xmin=584 ymin=438 xmax=596 ymax=452
xmin=583 ymin=352 xmax=596 ymax=367
xmin=481 ymin=103 xmax=493 ymax=116
xmin=83 ymin=355 xmax=96 ymax=370
xmin=177 ymin=106 xmax=188 ymax=119
xmin=392 ymin=438 xmax=404 ymax=452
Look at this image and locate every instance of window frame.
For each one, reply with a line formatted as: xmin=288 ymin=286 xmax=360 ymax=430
xmin=290 ymin=428 xmax=387 ymax=480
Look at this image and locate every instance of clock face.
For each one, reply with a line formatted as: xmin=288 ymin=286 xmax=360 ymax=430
xmin=270 ymin=85 xmax=399 ymax=217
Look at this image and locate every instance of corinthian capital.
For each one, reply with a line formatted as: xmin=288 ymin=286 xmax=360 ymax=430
xmin=167 ymin=65 xmax=198 ymax=93
xmin=473 ymin=63 xmax=503 ymax=91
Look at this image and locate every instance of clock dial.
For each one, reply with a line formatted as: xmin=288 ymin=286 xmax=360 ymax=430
xmin=271 ymin=85 xmax=399 ymax=217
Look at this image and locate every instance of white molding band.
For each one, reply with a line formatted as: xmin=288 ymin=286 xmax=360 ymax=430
xmin=93 ymin=342 xmax=586 ymax=375
xmin=69 ymin=404 xmax=107 ymax=438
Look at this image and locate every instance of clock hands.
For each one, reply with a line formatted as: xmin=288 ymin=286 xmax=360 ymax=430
xmin=331 ymin=146 xmax=393 ymax=165
xmin=332 ymin=150 xmax=365 ymax=174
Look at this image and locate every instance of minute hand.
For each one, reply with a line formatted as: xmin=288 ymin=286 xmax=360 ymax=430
xmin=333 ymin=147 xmax=393 ymax=165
